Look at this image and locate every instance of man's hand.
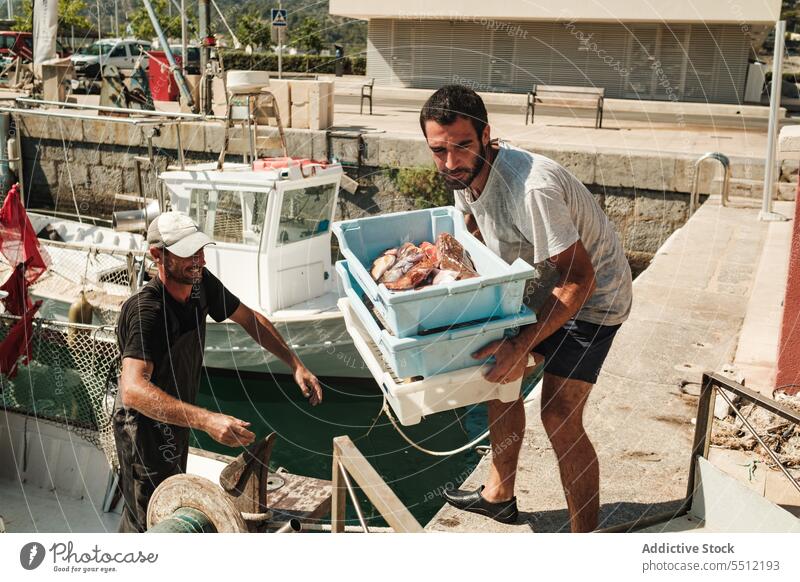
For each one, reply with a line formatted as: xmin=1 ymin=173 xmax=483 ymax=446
xmin=472 ymin=338 xmax=530 ymax=384
xmin=203 ymin=413 xmax=256 ymax=447
xmin=293 ymin=364 xmax=323 ymax=406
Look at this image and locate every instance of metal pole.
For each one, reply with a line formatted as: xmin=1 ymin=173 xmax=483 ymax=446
xmin=142 ymin=0 xmax=195 ymax=109
xmin=761 ymin=20 xmax=788 ymax=222
xmin=96 ymin=0 xmax=102 ymax=41
xmin=278 ymin=1 xmax=283 ymax=79
xmin=114 ymin=0 xmax=119 ymax=37
xmin=6 ymin=0 xmax=12 ymax=20
xmin=199 ymin=0 xmax=212 ymax=114
xmin=181 ymin=0 xmax=188 ymax=74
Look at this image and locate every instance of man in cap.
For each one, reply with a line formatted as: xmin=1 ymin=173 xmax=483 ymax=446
xmin=113 ymin=212 xmax=322 ymax=533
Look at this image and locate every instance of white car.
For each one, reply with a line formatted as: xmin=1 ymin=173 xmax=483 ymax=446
xmin=70 ymin=38 xmax=151 ymax=91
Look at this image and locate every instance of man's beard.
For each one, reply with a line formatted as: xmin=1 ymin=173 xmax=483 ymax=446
xmin=164 ymin=259 xmax=202 ymax=286
xmin=440 ymin=141 xmax=487 ymax=191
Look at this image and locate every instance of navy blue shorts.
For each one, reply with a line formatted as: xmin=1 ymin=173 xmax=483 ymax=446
xmin=533 ymin=319 xmax=621 ymax=384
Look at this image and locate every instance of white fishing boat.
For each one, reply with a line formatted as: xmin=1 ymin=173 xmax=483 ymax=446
xmin=4 ymin=157 xmax=371 ymax=379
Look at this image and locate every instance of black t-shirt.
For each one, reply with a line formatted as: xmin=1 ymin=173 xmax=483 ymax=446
xmin=117 ymin=268 xmax=241 ymax=365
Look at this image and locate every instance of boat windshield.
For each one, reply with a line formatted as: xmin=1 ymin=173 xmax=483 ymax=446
xmin=189 ymin=189 xmax=268 ymax=245
xmin=275 ymin=183 xmax=336 ymax=246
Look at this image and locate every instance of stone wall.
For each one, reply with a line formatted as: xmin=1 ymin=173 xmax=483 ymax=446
xmin=12 ymin=114 xmax=724 ymax=266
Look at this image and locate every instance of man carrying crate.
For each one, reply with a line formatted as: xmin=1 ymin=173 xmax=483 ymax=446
xmin=420 ymin=85 xmax=632 ymax=532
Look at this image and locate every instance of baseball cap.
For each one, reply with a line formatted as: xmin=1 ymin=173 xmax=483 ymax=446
xmin=147 ymin=212 xmax=215 ymax=258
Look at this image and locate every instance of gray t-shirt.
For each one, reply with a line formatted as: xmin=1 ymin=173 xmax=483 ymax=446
xmin=455 ymin=142 xmax=632 ymax=326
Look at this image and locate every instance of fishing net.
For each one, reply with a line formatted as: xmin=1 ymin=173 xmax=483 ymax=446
xmin=0 ymin=314 xmax=121 ymax=470
xmin=0 ymin=238 xmax=154 ymax=326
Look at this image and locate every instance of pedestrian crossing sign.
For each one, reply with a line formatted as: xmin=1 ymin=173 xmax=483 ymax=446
xmin=271 ymin=9 xmax=288 ymax=27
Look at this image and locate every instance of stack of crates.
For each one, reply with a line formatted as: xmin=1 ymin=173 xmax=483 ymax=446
xmin=333 ymin=207 xmax=537 ymax=380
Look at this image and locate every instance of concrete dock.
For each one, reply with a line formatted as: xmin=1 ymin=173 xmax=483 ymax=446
xmin=426 ymin=196 xmax=798 ymax=532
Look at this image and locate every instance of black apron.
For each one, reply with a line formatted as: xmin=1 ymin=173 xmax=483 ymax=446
xmin=113 ymin=305 xmax=207 ymax=533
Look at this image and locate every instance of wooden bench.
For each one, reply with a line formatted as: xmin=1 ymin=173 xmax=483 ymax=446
xmin=525 ymin=84 xmax=605 ymax=128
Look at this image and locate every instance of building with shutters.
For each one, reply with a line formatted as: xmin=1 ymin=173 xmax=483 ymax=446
xmin=330 ymin=1 xmax=780 ymax=104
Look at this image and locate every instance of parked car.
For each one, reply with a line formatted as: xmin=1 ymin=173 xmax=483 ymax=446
xmin=0 ymin=31 xmax=70 ymax=61
xmin=70 ymin=38 xmax=151 ymax=92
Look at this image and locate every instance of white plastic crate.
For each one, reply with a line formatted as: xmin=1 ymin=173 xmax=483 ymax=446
xmin=332 ymin=207 xmax=535 ymax=338
xmin=336 ymin=260 xmax=537 ymax=378
xmin=339 ymin=298 xmax=525 ymax=426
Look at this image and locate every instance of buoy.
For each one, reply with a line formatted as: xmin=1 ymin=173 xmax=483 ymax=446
xmin=68 ymin=291 xmax=94 ymax=325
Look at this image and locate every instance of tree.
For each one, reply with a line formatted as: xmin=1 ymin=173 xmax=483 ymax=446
xmin=128 ymin=0 xmax=187 ymax=41
xmin=236 ymin=13 xmax=271 ymax=50
xmin=289 ymin=17 xmax=323 ymax=54
xmin=13 ymin=0 xmax=92 ymax=32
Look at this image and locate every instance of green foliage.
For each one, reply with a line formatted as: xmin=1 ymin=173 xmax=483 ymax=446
xmin=392 ymin=167 xmax=453 ymax=210
xmin=213 ymin=0 xmax=367 ymax=55
xmin=290 ymin=17 xmax=324 ymax=54
xmin=13 ymin=0 xmax=92 ymax=32
xmin=221 ymin=50 xmax=366 ymax=75
xmin=236 ymin=13 xmax=272 ymax=49
xmin=129 ymin=0 xmax=186 ymax=40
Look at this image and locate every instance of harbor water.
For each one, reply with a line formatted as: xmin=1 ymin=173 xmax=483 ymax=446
xmin=190 ymin=371 xmax=501 ymax=527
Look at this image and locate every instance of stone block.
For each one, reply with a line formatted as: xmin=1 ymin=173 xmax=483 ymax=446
xmin=17 ymin=115 xmax=50 ymax=139
xmin=624 ymin=220 xmax=674 ymax=255
xmin=602 ymin=192 xmax=635 ymax=220
xmin=634 ymin=192 xmax=688 ymax=224
xmin=377 ymin=136 xmax=433 ymax=168
xmin=309 ymin=130 xmax=329 ymax=161
xmin=57 ymin=162 xmax=89 ymax=189
xmin=328 ymin=135 xmax=361 ymax=164
xmin=69 ymin=143 xmax=103 ymax=166
xmin=780 ymin=158 xmax=798 ymax=182
xmin=778 ymin=125 xmax=800 ymax=154
xmin=728 ymin=156 xmax=764 ymax=181
xmin=541 ymin=148 xmax=597 ymax=184
xmin=151 ymin=123 xmax=178 ymax=150
xmin=118 ymin=123 xmax=148 ymax=148
xmin=29 ymin=159 xmax=59 ymax=187
xmin=283 ymin=129 xmax=315 ymax=159
xmin=178 ymin=122 xmax=205 ymax=153
xmin=82 ymin=118 xmax=115 ymax=144
xmin=88 ymin=166 xmax=124 ymax=196
xmin=360 ymin=134 xmax=381 ymax=167
xmin=671 ymin=155 xmax=716 ymax=194
xmin=204 ymin=122 xmax=225 ymax=154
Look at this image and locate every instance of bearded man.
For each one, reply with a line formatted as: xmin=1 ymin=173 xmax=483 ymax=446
xmin=113 ymin=212 xmax=322 ymax=532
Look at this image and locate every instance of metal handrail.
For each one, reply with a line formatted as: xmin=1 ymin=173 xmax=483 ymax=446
xmin=600 ymin=371 xmax=800 ymax=533
xmin=690 ymin=152 xmax=731 ymax=215
xmin=331 ymin=435 xmax=423 ymax=533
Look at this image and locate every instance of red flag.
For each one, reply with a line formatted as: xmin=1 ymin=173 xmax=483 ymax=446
xmin=0 ymin=183 xmax=49 ymax=286
xmin=0 ymin=300 xmax=42 ymax=379
xmin=0 ymin=261 xmax=33 ymax=316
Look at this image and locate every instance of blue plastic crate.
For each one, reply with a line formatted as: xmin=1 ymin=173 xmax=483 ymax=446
xmin=332 ymin=206 xmax=536 ymax=338
xmin=336 ymin=261 xmax=537 ymax=378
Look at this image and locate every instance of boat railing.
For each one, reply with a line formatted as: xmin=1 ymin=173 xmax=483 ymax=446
xmin=331 ymin=435 xmax=424 ymax=533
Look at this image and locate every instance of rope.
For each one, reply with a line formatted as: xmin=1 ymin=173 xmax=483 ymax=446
xmin=379 ymin=368 xmax=544 ymax=457
xmin=57 ymin=119 xmax=82 ymax=224
xmin=382 ymin=397 xmax=490 ymax=456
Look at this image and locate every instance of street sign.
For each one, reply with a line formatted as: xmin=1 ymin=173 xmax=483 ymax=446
xmin=271 ymin=9 xmax=287 ymax=27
